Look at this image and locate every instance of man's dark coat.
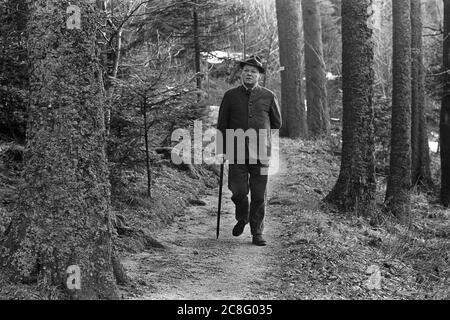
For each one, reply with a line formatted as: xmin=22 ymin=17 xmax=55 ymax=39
xmin=216 ymin=85 xmax=282 ymax=163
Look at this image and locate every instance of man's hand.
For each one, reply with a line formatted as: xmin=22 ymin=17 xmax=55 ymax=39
xmin=215 ymin=153 xmax=227 ymax=165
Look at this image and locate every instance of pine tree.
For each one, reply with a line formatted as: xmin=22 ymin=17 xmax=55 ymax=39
xmin=385 ymin=0 xmax=412 ymax=222
xmin=410 ymin=0 xmax=433 ymax=189
xmin=275 ymin=0 xmax=307 ymax=138
xmin=302 ymin=0 xmax=330 ymax=138
xmin=0 ymin=0 xmax=119 ymax=299
xmin=441 ymin=0 xmax=450 ymax=207
xmin=324 ymin=0 xmax=376 ymax=215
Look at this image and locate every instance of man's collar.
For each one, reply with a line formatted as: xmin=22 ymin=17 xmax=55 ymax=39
xmin=242 ymin=83 xmax=260 ymax=91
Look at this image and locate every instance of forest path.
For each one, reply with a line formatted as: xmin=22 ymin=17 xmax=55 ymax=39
xmin=121 ymin=155 xmax=288 ymax=300
xmin=120 ymin=139 xmax=447 ymax=300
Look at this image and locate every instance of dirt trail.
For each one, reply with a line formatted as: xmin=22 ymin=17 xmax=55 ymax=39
xmin=121 ymin=157 xmax=286 ymax=300
xmin=120 ymin=138 xmax=450 ymax=300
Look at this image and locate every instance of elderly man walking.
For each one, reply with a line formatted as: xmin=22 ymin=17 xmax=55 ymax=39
xmin=216 ymin=56 xmax=282 ymax=246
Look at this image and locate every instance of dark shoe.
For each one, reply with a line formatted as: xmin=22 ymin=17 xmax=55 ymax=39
xmin=232 ymin=220 xmax=246 ymax=237
xmin=252 ymin=235 xmax=267 ymax=246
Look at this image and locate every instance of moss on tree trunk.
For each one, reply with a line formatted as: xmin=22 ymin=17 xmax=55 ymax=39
xmin=0 ymin=1 xmax=119 ymax=299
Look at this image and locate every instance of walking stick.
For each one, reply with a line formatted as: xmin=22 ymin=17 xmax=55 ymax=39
xmin=216 ymin=162 xmax=224 ymax=239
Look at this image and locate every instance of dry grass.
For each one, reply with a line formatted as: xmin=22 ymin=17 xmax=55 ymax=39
xmin=262 ymin=138 xmax=449 ymax=299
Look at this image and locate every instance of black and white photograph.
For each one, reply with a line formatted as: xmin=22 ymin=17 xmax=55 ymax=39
xmin=0 ymin=0 xmax=448 ymax=306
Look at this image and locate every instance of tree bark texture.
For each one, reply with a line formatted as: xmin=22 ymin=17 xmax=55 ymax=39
xmin=441 ymin=0 xmax=450 ymax=207
xmin=193 ymin=6 xmax=202 ymax=91
xmin=324 ymin=0 xmax=376 ymax=215
xmin=386 ymin=0 xmax=412 ymax=222
xmin=275 ymin=0 xmax=307 ymax=138
xmin=301 ymin=0 xmax=330 ymax=138
xmin=143 ymin=104 xmax=152 ymax=198
xmin=0 ymin=0 xmax=29 ymax=143
xmin=0 ymin=1 xmax=119 ymax=299
xmin=410 ymin=0 xmax=433 ymax=189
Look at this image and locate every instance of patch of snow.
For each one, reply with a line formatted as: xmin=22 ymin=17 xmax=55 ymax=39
xmin=429 ymin=141 xmax=439 ymax=153
xmin=326 ymin=72 xmax=340 ymax=80
xmin=201 ymin=51 xmax=243 ymax=64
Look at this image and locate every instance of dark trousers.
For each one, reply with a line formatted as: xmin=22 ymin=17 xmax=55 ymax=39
xmin=228 ymin=163 xmax=268 ymax=236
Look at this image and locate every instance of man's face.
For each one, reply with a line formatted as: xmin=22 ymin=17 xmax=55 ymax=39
xmin=241 ymin=65 xmax=261 ymax=86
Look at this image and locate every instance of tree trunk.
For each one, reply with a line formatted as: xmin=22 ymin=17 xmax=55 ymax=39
xmin=143 ymin=103 xmax=152 ymax=198
xmin=323 ymin=0 xmax=376 ymax=215
xmin=96 ymin=0 xmax=117 ymax=137
xmin=302 ymin=0 xmax=330 ymax=138
xmin=275 ymin=0 xmax=307 ymax=138
xmin=243 ymin=16 xmax=247 ymax=60
xmin=193 ymin=5 xmax=202 ymax=95
xmin=263 ymin=29 xmax=275 ymax=88
xmin=0 ymin=0 xmax=29 ymax=143
xmin=0 ymin=1 xmax=119 ymax=299
xmin=105 ymin=27 xmax=123 ymax=137
xmin=385 ymin=0 xmax=412 ymax=222
xmin=410 ymin=0 xmax=433 ymax=189
xmin=441 ymin=0 xmax=450 ymax=207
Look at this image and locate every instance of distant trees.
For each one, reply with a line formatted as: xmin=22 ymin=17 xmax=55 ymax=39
xmin=385 ymin=0 xmax=412 ymax=222
xmin=193 ymin=2 xmax=202 ymax=92
xmin=275 ymin=0 xmax=307 ymax=138
xmin=105 ymin=1 xmax=209 ymax=200
xmin=324 ymin=0 xmax=376 ymax=214
xmin=302 ymin=0 xmax=330 ymax=137
xmin=0 ymin=1 xmax=119 ymax=298
xmin=236 ymin=0 xmax=279 ymax=87
xmin=96 ymin=0 xmax=137 ymax=135
xmin=109 ymin=60 xmax=199 ymax=198
xmin=319 ymin=0 xmax=341 ymax=78
xmin=130 ymin=0 xmax=244 ymax=91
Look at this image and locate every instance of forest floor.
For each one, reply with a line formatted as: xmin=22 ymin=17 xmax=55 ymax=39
xmin=119 ymin=139 xmax=450 ymax=300
xmin=0 ymin=138 xmax=448 ymax=299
